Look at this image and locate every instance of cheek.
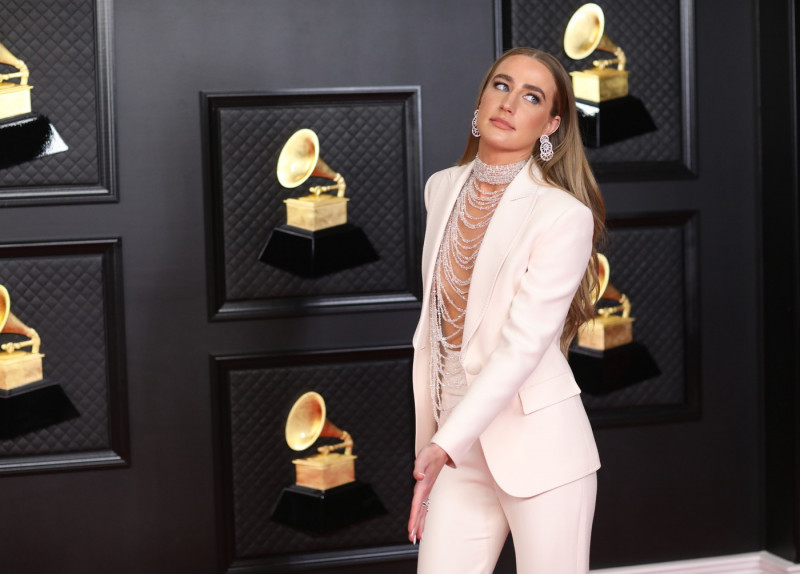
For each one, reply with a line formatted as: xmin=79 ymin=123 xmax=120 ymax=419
xmin=519 ymin=112 xmax=547 ymax=137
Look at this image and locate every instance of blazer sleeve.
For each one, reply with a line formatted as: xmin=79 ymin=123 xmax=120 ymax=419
xmin=430 ymin=202 xmax=594 ymax=468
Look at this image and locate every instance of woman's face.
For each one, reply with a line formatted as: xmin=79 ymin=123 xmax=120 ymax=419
xmin=476 ymin=55 xmax=561 ymax=164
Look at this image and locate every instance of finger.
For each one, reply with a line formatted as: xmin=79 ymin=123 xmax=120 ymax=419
xmin=407 ymin=486 xmax=425 ymax=536
xmin=407 ymin=480 xmax=432 ymax=541
xmin=416 ymin=503 xmax=428 ymax=540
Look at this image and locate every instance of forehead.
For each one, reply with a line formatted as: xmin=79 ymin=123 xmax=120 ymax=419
xmin=491 ymin=55 xmax=557 ymax=95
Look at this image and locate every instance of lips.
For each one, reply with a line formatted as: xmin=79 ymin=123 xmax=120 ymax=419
xmin=489 ymin=117 xmax=514 ymax=130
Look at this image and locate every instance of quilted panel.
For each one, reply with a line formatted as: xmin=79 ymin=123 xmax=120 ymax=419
xmin=212 ymin=92 xmax=420 ymax=305
xmin=504 ymin=0 xmax=684 ymax=163
xmin=0 ymin=251 xmax=112 ymax=456
xmin=220 ymin=351 xmax=414 ymax=560
xmin=0 ymin=0 xmax=99 ymax=186
xmin=580 ymin=222 xmax=688 ymax=411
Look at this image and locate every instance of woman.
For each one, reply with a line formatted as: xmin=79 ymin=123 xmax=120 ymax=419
xmin=407 ymin=47 xmax=605 ymax=573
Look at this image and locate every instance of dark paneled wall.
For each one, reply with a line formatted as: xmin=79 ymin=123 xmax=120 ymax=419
xmin=759 ymin=0 xmax=800 ymax=563
xmin=0 ymin=0 xmax=775 ymax=572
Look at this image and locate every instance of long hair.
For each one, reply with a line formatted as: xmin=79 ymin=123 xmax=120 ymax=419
xmin=458 ymin=47 xmax=607 ymax=354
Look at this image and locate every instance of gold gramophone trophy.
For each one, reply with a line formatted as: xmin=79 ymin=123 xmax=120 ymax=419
xmin=270 ymin=391 xmax=385 ymax=533
xmin=0 ymin=40 xmax=32 ymax=120
xmin=278 ymin=129 xmax=348 ymax=232
xmin=569 ymin=254 xmax=659 ymax=395
xmin=285 ymin=391 xmax=357 ymax=490
xmin=258 ymin=129 xmax=378 ymax=277
xmin=0 ymin=284 xmax=78 ymax=439
xmin=0 ymin=38 xmax=68 ymax=169
xmin=563 ymin=3 xmax=656 ymax=147
xmin=0 ymin=284 xmax=45 ymax=391
xmin=577 ymin=254 xmax=634 ymax=350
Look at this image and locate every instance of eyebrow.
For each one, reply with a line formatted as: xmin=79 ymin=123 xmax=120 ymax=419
xmin=493 ymin=73 xmax=547 ymax=101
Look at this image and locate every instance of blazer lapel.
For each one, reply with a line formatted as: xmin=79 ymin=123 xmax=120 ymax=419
xmin=461 ymin=159 xmax=540 ymax=348
xmin=416 ymin=163 xmax=473 ymax=328
xmin=414 ymin=163 xmax=473 ymax=347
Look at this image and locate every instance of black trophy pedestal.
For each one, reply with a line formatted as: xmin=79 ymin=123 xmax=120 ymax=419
xmin=0 ymin=113 xmax=68 ymax=170
xmin=576 ymin=95 xmax=657 ymax=148
xmin=569 ymin=342 xmax=660 ymax=396
xmin=271 ymin=480 xmax=387 ymax=534
xmin=0 ymin=380 xmax=79 ymax=439
xmin=259 ymin=223 xmax=379 ymax=278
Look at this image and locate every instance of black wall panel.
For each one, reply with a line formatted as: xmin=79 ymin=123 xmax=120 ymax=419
xmin=759 ymin=0 xmax=800 ymax=562
xmin=0 ymin=0 xmax=774 ymax=572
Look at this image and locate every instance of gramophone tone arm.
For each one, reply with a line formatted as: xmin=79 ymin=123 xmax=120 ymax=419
xmin=1 ymin=328 xmax=40 ymax=354
xmin=316 ymin=430 xmax=353 ymax=456
xmin=593 ymin=46 xmax=626 ymax=71
xmin=597 ymin=293 xmax=631 ymax=319
xmin=592 ymin=58 xmax=618 ymax=70
xmin=0 ymin=59 xmax=29 ymax=85
xmin=308 ymin=173 xmax=347 ymax=198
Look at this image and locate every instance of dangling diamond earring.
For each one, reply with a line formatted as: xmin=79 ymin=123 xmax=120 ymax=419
xmin=471 ymin=109 xmax=481 ymax=138
xmin=539 ymin=133 xmax=553 ymax=161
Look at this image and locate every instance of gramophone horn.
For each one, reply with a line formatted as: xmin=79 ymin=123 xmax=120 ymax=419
xmin=589 ymin=257 xmax=631 ymax=319
xmin=276 ymin=129 xmax=346 ymax=196
xmin=285 ymin=391 xmax=349 ymax=452
xmin=0 ymin=285 xmax=11 ymax=333
xmin=592 ymin=253 xmax=611 ymax=304
xmin=564 ymin=3 xmax=626 ymax=70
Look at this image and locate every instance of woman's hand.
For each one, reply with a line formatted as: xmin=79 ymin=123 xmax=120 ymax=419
xmin=407 ymin=442 xmax=451 ymax=544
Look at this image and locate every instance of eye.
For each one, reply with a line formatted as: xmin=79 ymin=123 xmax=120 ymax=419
xmin=493 ymin=81 xmax=510 ymax=92
xmin=524 ymin=93 xmax=541 ymax=104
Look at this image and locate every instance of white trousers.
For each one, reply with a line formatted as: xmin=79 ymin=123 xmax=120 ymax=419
xmin=417 ymin=441 xmax=597 ymax=574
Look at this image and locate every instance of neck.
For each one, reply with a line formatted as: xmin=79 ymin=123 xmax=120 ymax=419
xmin=472 ymin=155 xmax=528 ymax=188
xmin=476 ymin=144 xmax=532 ymax=166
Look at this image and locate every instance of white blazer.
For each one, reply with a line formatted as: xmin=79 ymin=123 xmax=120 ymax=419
xmin=412 ymin=158 xmax=600 ymax=498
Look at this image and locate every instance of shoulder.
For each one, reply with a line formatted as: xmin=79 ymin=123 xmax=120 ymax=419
xmin=423 ymin=163 xmax=471 ymax=209
xmin=425 ymin=163 xmax=470 ymax=190
xmin=532 ymin=178 xmax=592 ymax=224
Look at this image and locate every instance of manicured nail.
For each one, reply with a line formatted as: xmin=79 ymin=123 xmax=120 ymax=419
xmin=413 ymin=535 xmax=417 ymax=545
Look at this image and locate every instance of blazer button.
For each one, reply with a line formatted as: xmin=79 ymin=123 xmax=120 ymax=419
xmin=465 ymin=361 xmax=482 ymax=375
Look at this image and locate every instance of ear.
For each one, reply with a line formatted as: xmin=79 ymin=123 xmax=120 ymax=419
xmin=544 ymin=115 xmax=561 ymax=136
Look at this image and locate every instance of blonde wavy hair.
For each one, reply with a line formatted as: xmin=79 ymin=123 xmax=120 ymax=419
xmin=458 ymin=47 xmax=607 ymax=354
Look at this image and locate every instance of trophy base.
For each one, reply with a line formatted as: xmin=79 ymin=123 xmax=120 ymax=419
xmin=0 ymin=83 xmax=32 ymax=120
xmin=570 ymin=68 xmax=629 ymax=103
xmin=576 ymin=95 xmax=657 ymax=148
xmin=284 ymin=195 xmax=349 ymax=231
xmin=0 ymin=113 xmax=69 ymax=170
xmin=577 ymin=316 xmax=634 ymax=350
xmin=569 ymin=342 xmax=660 ymax=396
xmin=259 ymin=223 xmax=379 ymax=278
xmin=0 ymin=352 xmax=45 ymax=391
xmin=0 ymin=380 xmax=79 ymax=439
xmin=293 ymin=452 xmax=357 ymax=491
xmin=271 ymin=480 xmax=387 ymax=534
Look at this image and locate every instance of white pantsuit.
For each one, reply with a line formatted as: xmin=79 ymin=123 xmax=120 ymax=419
xmin=412 ymin=159 xmax=600 ymax=572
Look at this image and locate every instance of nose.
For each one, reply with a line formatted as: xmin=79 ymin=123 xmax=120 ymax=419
xmin=499 ymin=94 xmax=514 ymax=114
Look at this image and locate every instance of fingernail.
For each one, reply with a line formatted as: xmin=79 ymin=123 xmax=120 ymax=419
xmin=413 ymin=535 xmax=417 ymax=545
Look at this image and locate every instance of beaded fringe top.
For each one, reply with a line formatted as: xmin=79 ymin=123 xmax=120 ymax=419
xmin=429 ymin=156 xmax=528 ymax=423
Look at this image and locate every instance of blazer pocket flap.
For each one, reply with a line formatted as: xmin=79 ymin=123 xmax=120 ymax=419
xmin=518 ymin=372 xmax=581 ymax=415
